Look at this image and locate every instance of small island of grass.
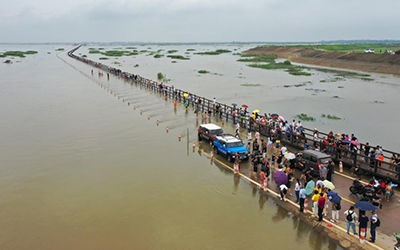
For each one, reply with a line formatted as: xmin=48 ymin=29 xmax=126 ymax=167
xmin=167 ymin=55 xmax=190 ymax=60
xmin=0 ymin=50 xmax=38 ymax=58
xmin=296 ymin=113 xmax=315 ymax=121
xmin=198 ymin=70 xmax=209 ymax=74
xmin=195 ymin=49 xmax=231 ymax=55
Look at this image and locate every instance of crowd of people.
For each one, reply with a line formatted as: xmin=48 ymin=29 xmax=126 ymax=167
xmin=241 ymin=131 xmax=385 ymax=244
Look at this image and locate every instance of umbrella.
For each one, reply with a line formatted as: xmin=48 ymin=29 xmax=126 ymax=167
xmin=273 ymin=170 xmax=288 ymax=186
xmin=354 ymin=201 xmax=379 ymax=211
xmin=284 ymin=153 xmax=296 ymax=160
xmin=241 ymin=104 xmax=248 ymax=109
xmin=377 ymin=155 xmax=384 ymax=161
xmin=271 ymin=113 xmax=279 ymax=119
xmin=232 ymin=103 xmax=237 ymax=107
xmin=252 ymin=109 xmax=260 ymax=113
xmin=279 ymin=115 xmax=286 ymax=122
xmin=183 ymin=93 xmax=189 ymax=98
xmin=351 ymin=140 xmax=361 ymax=146
xmin=323 ymin=180 xmax=335 ymax=190
xmin=305 ymin=180 xmax=315 ymax=195
xmin=327 ymin=192 xmax=342 ymax=204
xmin=342 ymin=140 xmax=351 ymax=144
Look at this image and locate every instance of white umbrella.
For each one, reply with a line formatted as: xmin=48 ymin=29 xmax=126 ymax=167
xmin=284 ymin=153 xmax=296 ymax=160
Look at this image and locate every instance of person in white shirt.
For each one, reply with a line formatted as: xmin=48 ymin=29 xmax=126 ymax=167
xmin=344 ymin=206 xmax=358 ymax=235
xmin=280 ymin=184 xmax=288 ymax=201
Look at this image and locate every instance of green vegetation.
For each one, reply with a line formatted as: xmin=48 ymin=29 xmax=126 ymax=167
xmin=167 ymin=50 xmax=178 ymax=54
xmin=338 ymin=86 xmax=344 ymax=88
xmin=240 ymin=83 xmax=261 ymax=87
xmin=198 ymin=70 xmax=209 ymax=74
xmin=126 ymin=47 xmax=136 ymax=49
xmin=134 ymin=64 xmax=139 ymax=67
xmin=99 ymin=57 xmax=109 ymax=60
xmin=153 ymin=54 xmax=163 ymax=58
xmin=237 ymin=54 xmax=277 ymax=63
xmin=89 ymin=49 xmax=101 ymax=54
xmin=321 ymin=114 xmax=341 ymax=120
xmin=102 ymin=50 xmax=138 ymax=57
xmin=248 ymin=60 xmax=311 ymax=76
xmin=171 ymin=61 xmax=177 ymax=63
xmin=287 ymin=69 xmax=312 ymax=76
xmin=296 ymin=113 xmax=315 ymax=121
xmin=195 ymin=49 xmax=231 ymax=55
xmin=157 ymin=72 xmax=170 ymax=82
xmin=332 ymin=96 xmax=340 ymax=98
xmin=82 ymin=55 xmax=87 ymax=58
xmin=187 ymin=49 xmax=196 ymax=51
xmin=0 ymin=50 xmax=38 ymax=58
xmin=89 ymin=49 xmax=137 ymax=56
xmin=56 ymin=48 xmax=64 ymax=51
xmin=167 ymin=55 xmax=190 ymax=60
xmin=274 ymin=43 xmax=400 ymax=54
xmin=3 ymin=59 xmax=12 ymax=64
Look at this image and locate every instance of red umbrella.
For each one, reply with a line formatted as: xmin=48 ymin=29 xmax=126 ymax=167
xmin=241 ymin=104 xmax=248 ymax=109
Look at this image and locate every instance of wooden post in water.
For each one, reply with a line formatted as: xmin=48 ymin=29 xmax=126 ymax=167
xmin=187 ymin=128 xmax=189 ymax=156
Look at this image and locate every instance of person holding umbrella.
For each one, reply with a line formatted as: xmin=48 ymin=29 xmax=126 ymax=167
xmin=327 ymin=192 xmax=341 ymax=223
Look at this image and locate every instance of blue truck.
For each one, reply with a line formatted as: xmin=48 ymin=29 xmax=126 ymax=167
xmin=213 ymin=134 xmax=249 ymax=162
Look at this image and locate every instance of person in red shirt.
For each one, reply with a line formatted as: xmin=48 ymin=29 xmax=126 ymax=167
xmin=318 ymin=193 xmax=326 ymax=222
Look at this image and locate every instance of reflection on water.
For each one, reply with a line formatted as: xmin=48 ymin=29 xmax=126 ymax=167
xmin=0 ymin=46 xmax=343 ymax=249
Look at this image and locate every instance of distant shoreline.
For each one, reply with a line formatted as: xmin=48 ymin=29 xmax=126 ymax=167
xmin=244 ymin=46 xmax=400 ymax=75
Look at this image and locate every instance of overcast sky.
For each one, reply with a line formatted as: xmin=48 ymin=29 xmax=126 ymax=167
xmin=1 ymin=0 xmax=399 ymax=43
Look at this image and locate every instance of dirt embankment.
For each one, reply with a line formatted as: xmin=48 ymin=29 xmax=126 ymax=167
xmin=245 ymin=46 xmax=400 ymax=75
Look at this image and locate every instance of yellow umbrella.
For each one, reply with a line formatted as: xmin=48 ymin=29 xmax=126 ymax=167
xmin=252 ymin=109 xmax=260 ymax=113
xmin=183 ymin=93 xmax=189 ymax=98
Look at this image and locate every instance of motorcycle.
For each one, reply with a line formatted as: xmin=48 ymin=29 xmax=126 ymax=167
xmin=349 ymin=179 xmax=376 ymax=199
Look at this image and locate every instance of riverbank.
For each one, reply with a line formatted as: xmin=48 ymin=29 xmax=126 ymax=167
xmin=244 ymin=46 xmax=400 ymax=75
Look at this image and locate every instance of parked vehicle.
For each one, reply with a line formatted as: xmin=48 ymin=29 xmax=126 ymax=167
xmin=296 ymin=149 xmax=331 ymax=170
xmin=349 ymin=179 xmax=376 ymax=199
xmin=213 ymin=134 xmax=249 ymax=162
xmin=198 ymin=123 xmax=223 ymax=142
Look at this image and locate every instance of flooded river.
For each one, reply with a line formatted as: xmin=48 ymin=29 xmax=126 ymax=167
xmin=0 ymin=45 xmax=344 ymax=249
xmin=79 ymin=44 xmax=400 ymax=152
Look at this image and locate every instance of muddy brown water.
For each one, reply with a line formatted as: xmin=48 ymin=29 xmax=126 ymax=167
xmin=0 ymin=45 xmax=345 ymax=249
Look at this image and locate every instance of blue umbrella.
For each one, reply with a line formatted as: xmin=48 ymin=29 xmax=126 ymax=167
xmin=273 ymin=170 xmax=288 ymax=186
xmin=354 ymin=201 xmax=378 ymax=211
xmin=342 ymin=140 xmax=351 ymax=144
xmin=305 ymin=180 xmax=315 ymax=196
xmin=232 ymin=103 xmax=237 ymax=107
xmin=327 ymin=192 xmax=342 ymax=204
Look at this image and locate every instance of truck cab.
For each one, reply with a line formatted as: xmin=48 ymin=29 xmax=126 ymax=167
xmin=198 ymin=123 xmax=223 ymax=142
xmin=296 ymin=149 xmax=331 ymax=171
xmin=213 ymin=134 xmax=249 ymax=162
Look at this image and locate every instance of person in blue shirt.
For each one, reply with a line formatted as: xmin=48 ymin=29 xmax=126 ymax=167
xmin=299 ymin=186 xmax=307 ymax=213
